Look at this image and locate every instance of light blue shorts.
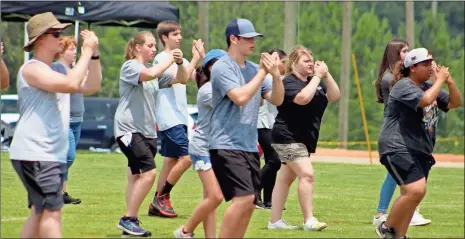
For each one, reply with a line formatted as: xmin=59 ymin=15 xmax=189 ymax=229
xmin=190 ymin=154 xmax=212 ymax=171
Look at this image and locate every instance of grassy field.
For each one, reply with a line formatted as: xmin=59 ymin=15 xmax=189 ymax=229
xmin=1 ymin=152 xmax=463 ymax=238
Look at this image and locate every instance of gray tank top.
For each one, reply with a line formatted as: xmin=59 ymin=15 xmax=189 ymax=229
xmin=9 ymin=59 xmax=69 ymax=163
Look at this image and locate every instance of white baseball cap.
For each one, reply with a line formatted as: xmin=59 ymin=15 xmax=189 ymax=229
xmin=403 ymin=48 xmax=433 ymax=68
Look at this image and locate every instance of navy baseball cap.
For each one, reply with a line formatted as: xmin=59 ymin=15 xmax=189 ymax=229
xmin=225 ymin=18 xmax=264 ymax=39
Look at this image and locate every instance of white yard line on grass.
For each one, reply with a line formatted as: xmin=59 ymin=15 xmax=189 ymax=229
xmin=312 ymin=156 xmax=464 ymax=168
xmin=1 ymin=217 xmax=27 ymax=222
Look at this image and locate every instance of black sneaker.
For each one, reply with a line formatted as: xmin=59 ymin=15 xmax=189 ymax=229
xmin=375 ymin=222 xmax=397 ymax=238
xmin=63 ymin=192 xmax=81 ymax=204
xmin=264 ymin=202 xmax=272 ymax=210
xmin=255 ymin=201 xmax=267 ymax=209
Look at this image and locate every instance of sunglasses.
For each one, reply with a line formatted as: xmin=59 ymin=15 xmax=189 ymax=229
xmin=44 ymin=30 xmax=63 ymax=38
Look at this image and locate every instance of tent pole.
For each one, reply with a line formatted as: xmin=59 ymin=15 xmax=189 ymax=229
xmin=74 ymin=20 xmax=79 ymax=65
xmin=24 ymin=22 xmax=30 ymax=63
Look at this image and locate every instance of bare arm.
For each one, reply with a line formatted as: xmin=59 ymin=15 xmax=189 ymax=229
xmin=323 ymin=72 xmax=340 ymax=102
xmin=446 ymin=77 xmax=462 ymax=109
xmin=227 ymin=68 xmax=268 ymax=106
xmin=0 ymin=59 xmax=9 ymax=90
xmin=263 ymin=74 xmax=284 ymax=106
xmin=293 ymin=76 xmax=322 ymax=105
xmin=139 ymin=56 xmax=174 ymax=82
xmin=419 ymin=68 xmax=448 ymax=108
xmin=79 ymin=57 xmax=102 ymax=95
xmin=24 ymin=49 xmax=94 ymax=93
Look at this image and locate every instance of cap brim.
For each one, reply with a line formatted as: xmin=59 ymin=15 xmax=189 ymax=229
xmin=23 ymin=23 xmax=72 ymax=52
xmin=238 ymin=32 xmax=264 ymax=38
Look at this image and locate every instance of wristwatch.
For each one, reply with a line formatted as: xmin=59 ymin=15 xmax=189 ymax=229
xmin=91 ymin=55 xmax=100 ymax=60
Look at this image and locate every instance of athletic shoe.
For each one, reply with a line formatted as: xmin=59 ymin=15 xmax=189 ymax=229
xmin=409 ymin=211 xmax=431 ymax=226
xmin=63 ymin=192 xmax=81 ymax=204
xmin=173 ymin=226 xmax=194 ymax=238
xmin=255 ymin=201 xmax=267 ymax=209
xmin=116 ymin=217 xmax=151 ymax=237
xmin=267 ymin=219 xmax=298 ymax=230
xmin=375 ymin=222 xmax=397 ymax=238
xmin=303 ymin=217 xmax=327 ymax=231
xmin=148 ymin=193 xmax=177 ymax=218
xmin=373 ymin=214 xmax=388 ymax=226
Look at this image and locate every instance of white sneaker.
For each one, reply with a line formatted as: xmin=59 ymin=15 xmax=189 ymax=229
xmin=372 ymin=214 xmax=388 ymax=226
xmin=173 ymin=226 xmax=194 ymax=238
xmin=409 ymin=211 xmax=431 ymax=226
xmin=268 ymin=219 xmax=298 ymax=230
xmin=303 ymin=217 xmax=327 ymax=231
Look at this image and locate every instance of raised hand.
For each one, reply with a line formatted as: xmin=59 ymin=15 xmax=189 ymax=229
xmin=172 ymin=48 xmax=184 ymax=64
xmin=192 ymin=39 xmax=205 ymax=59
xmin=313 ymin=61 xmax=327 ymax=78
xmin=437 ymin=66 xmax=449 ymax=84
xmin=263 ymin=52 xmax=281 ymax=78
xmin=81 ymin=30 xmax=98 ymax=54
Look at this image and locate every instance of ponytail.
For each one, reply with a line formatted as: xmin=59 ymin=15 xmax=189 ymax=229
xmin=124 ymin=38 xmax=136 ymax=60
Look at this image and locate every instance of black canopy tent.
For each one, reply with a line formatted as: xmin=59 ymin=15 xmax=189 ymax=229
xmin=1 ymin=1 xmax=180 ymax=28
xmin=1 ymin=1 xmax=179 ymax=61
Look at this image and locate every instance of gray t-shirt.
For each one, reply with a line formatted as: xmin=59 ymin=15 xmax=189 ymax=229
xmin=154 ymin=51 xmax=190 ymax=131
xmin=210 ymin=55 xmax=272 ymax=152
xmin=378 ymin=78 xmax=450 ymax=156
xmin=114 ymin=60 xmax=169 ymax=138
xmin=257 ymin=100 xmax=278 ymax=129
xmin=379 ymin=71 xmax=393 ymax=108
xmin=52 ymin=62 xmax=85 ymax=122
xmin=189 ymin=81 xmax=213 ymax=156
xmin=10 ymin=59 xmax=69 ymax=163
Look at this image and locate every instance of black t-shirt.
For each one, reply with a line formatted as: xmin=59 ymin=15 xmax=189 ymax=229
xmin=271 ymin=74 xmax=328 ymax=153
xmin=378 ymin=78 xmax=450 ymax=156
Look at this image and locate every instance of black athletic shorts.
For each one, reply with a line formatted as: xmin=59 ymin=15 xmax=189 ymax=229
xmin=380 ymin=152 xmax=436 ymax=186
xmin=12 ymin=160 xmax=66 ymax=214
xmin=210 ymin=149 xmax=260 ymax=203
xmin=117 ymin=133 xmax=157 ymax=175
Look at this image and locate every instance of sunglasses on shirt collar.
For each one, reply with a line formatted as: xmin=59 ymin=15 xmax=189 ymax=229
xmin=44 ymin=30 xmax=63 ymax=38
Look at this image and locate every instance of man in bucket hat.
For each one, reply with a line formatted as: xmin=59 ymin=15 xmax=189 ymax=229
xmin=206 ymin=18 xmax=284 ymax=238
xmin=9 ymin=12 xmax=101 ymax=238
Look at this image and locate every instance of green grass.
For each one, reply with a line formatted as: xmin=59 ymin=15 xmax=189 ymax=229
xmin=1 ymin=152 xmax=464 ymax=238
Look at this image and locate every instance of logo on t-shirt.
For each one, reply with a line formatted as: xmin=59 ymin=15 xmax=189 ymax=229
xmin=422 ymin=101 xmax=439 ymax=134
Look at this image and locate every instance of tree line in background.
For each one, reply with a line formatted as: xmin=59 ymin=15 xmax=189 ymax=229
xmin=1 ymin=1 xmax=463 ymax=154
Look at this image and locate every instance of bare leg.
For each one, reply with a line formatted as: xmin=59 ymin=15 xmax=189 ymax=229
xmin=20 ymin=206 xmax=42 ymax=238
xmin=39 ymin=208 xmax=62 ymax=238
xmin=218 ymin=194 xmax=255 ymax=238
xmin=287 ymin=157 xmax=315 ymax=222
xmin=270 ymin=164 xmax=296 ymax=223
xmin=183 ymin=169 xmax=223 ymax=238
xmin=384 ymin=178 xmax=427 ymax=237
xmin=165 ymin=155 xmax=192 ymax=185
xmin=126 ymin=169 xmax=157 ymax=217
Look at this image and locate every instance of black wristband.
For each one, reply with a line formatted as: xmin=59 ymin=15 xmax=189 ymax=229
xmin=176 ymin=61 xmax=183 ymax=65
xmin=91 ymin=55 xmax=100 ymax=60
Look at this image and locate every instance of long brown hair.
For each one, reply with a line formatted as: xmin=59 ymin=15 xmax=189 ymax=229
xmin=375 ymin=39 xmax=409 ymax=103
xmin=124 ymin=31 xmax=154 ymax=60
xmin=391 ymin=61 xmax=411 ymax=89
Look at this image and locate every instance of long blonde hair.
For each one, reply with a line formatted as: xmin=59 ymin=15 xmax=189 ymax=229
xmin=286 ymin=45 xmax=313 ymax=75
xmin=124 ymin=31 xmax=154 ymax=60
